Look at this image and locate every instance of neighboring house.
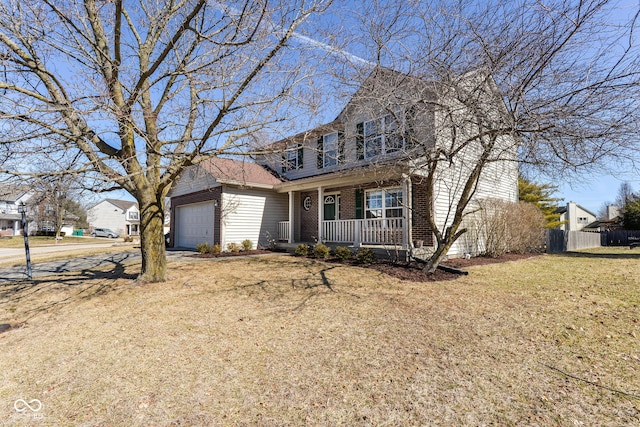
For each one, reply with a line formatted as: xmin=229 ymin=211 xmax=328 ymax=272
xmin=0 ymin=186 xmax=33 ymax=236
xmin=556 ymin=202 xmax=597 ymax=232
xmin=169 ymin=68 xmax=518 ymax=256
xmin=29 ymin=195 xmax=81 ymax=236
xmin=87 ymin=199 xmax=140 ymax=236
xmin=583 ymin=204 xmax=622 ymax=232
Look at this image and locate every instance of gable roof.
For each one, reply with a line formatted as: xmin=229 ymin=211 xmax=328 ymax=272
xmin=0 ymin=184 xmax=31 ymax=202
xmin=200 ymin=157 xmax=282 ymax=188
xmin=98 ymin=198 xmax=139 ymax=211
xmin=554 ymin=203 xmax=597 ymax=218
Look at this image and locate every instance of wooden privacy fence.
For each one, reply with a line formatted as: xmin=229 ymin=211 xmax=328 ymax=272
xmin=600 ymin=230 xmax=640 ymax=246
xmin=547 ymin=230 xmax=602 ymax=253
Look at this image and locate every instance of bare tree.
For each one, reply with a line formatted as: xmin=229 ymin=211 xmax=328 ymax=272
xmin=0 ymin=0 xmax=330 ymax=281
xmin=336 ymin=0 xmax=640 ymax=272
xmin=615 ymin=181 xmax=635 ymax=210
xmin=30 ymin=173 xmax=88 ymax=241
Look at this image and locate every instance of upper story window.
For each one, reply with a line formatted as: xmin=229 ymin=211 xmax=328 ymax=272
xmin=317 ymin=132 xmax=343 ymax=169
xmin=323 ymin=132 xmax=338 ymax=168
xmin=365 ymin=188 xmax=404 ymax=219
xmin=128 ymin=211 xmax=139 ymax=220
xmin=578 ymin=216 xmax=588 ymax=224
xmin=359 ymin=114 xmax=404 ymax=160
xmin=282 ymin=143 xmax=303 ymax=172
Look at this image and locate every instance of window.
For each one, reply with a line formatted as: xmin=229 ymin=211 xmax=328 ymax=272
xmin=578 ymin=217 xmax=588 ymax=224
xmin=365 ymin=188 xmax=403 ymax=219
xmin=361 ymin=114 xmax=404 ymax=159
xmin=128 ymin=211 xmax=139 ymax=220
xmin=322 ymin=132 xmax=338 ymax=168
xmin=283 ymin=143 xmax=303 ymax=172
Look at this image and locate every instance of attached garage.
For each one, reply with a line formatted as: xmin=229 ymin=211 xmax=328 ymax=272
xmin=174 ymin=201 xmax=215 ymax=248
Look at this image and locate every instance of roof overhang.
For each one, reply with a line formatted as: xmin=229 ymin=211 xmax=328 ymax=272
xmin=274 ymin=163 xmax=410 ymax=193
xmin=216 ymin=179 xmax=276 ymax=190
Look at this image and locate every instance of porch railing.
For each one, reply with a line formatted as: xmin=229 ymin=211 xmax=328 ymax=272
xmin=278 ymin=221 xmax=290 ymax=241
xmin=324 ymin=218 xmax=404 ymax=246
xmin=278 ymin=218 xmax=405 ymax=246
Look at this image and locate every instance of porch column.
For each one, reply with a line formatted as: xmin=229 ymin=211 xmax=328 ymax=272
xmin=317 ymin=187 xmax=323 ymax=243
xmin=288 ymin=191 xmax=294 ymax=244
xmin=14 ymin=220 xmax=20 ymax=236
xmin=403 ymin=174 xmax=411 ymax=250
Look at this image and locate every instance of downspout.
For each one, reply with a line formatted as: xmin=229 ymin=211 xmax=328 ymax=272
xmin=403 ymin=173 xmax=413 ymax=261
xmin=288 ymin=191 xmax=294 ymax=244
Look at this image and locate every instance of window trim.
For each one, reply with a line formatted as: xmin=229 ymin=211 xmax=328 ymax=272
xmin=283 ymin=142 xmax=304 ymax=172
xmin=322 ymin=132 xmax=339 ymax=168
xmin=362 ymin=113 xmax=404 ymax=159
xmin=365 ymin=187 xmax=404 ymax=219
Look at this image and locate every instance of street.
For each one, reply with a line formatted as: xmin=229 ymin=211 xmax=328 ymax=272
xmin=0 ymin=242 xmax=122 ymax=263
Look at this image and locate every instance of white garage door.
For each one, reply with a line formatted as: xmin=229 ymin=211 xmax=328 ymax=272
xmin=175 ymin=201 xmax=215 ymax=249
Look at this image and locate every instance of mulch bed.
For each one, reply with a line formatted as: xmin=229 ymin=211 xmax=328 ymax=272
xmin=189 ymin=249 xmax=276 ymax=259
xmin=189 ymin=250 xmax=542 ymax=282
xmin=360 ymin=253 xmax=542 ymax=282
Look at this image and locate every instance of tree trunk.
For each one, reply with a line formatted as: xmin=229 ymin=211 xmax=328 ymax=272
xmin=423 ymin=243 xmax=449 ymax=273
xmin=138 ymin=196 xmax=166 ymax=282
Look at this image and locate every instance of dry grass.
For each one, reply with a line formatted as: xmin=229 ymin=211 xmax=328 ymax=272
xmin=0 ymin=249 xmax=638 ymax=426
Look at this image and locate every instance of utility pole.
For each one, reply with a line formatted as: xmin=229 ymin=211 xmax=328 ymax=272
xmin=18 ymin=202 xmax=32 ymax=280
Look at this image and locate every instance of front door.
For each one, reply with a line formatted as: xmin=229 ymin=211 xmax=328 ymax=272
xmin=323 ymin=194 xmax=340 ymax=220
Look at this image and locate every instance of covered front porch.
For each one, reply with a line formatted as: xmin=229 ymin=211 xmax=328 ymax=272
xmin=278 ymin=217 xmax=406 ymax=247
xmin=274 ymin=165 xmax=431 ymax=250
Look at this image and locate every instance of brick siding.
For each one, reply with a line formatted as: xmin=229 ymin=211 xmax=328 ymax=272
xmin=298 ymin=179 xmax=436 ymax=247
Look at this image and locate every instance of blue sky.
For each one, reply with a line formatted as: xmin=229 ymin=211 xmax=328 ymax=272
xmin=89 ymin=0 xmax=640 ymax=218
xmin=557 ymin=173 xmax=640 ymax=215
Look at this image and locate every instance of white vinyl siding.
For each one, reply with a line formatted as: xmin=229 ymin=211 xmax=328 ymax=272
xmin=169 ymin=165 xmax=221 ymax=198
xmin=221 ymin=187 xmax=288 ymax=249
xmin=87 ymin=202 xmax=126 ymax=236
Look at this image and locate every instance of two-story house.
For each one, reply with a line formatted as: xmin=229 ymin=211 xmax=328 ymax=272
xmin=0 ymin=185 xmax=33 ymax=236
xmin=87 ymin=198 xmax=140 ymax=237
xmin=168 ymin=68 xmax=518 ymax=256
xmin=555 ymin=202 xmax=597 ymax=232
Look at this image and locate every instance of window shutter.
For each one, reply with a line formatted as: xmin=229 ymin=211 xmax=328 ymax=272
xmin=297 ymin=143 xmax=303 ymax=169
xmin=337 ymin=130 xmax=345 ymax=164
xmin=317 ymin=136 xmax=323 ymax=169
xmin=356 ymin=122 xmax=364 ymax=160
xmin=355 ymin=189 xmax=363 ymax=219
xmin=281 ymin=154 xmax=286 ymax=173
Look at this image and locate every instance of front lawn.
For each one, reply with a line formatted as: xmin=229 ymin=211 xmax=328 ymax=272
xmin=0 ymin=250 xmax=638 ymax=425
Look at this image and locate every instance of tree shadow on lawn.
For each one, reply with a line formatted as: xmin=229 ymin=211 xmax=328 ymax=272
xmin=215 ymin=257 xmax=367 ymax=313
xmin=0 ymin=257 xmax=138 ymax=326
